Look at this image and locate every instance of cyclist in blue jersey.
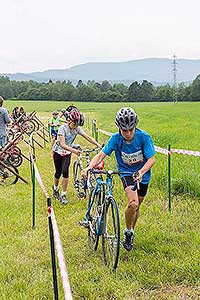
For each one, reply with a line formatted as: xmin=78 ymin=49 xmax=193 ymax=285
xmin=82 ymin=107 xmax=155 ymax=251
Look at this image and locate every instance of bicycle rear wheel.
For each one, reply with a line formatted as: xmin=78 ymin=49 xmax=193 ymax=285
xmin=0 ymin=163 xmax=19 ymax=185
xmin=102 ymin=197 xmax=120 ymax=270
xmin=88 ymin=190 xmax=102 ymax=251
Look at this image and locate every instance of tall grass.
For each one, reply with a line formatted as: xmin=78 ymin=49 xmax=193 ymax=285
xmin=0 ymin=101 xmax=199 ymax=299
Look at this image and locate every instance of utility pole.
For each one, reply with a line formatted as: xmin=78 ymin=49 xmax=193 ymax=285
xmin=172 ymin=54 xmax=178 ymax=103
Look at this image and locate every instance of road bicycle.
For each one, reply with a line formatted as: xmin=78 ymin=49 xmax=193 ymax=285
xmin=80 ymin=169 xmax=120 ymax=270
xmin=80 ymin=169 xmax=140 ymax=270
xmin=73 ymin=146 xmax=101 ymax=198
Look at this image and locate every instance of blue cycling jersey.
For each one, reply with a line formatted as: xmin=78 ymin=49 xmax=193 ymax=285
xmin=102 ymin=128 xmax=155 ymax=184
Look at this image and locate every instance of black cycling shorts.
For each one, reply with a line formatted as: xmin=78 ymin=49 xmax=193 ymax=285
xmin=121 ymin=176 xmax=149 ymax=197
xmin=53 ymin=152 xmax=71 ymax=179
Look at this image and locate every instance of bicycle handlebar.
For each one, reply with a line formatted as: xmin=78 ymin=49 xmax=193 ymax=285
xmin=89 ymin=169 xmax=140 ymax=190
xmin=72 ymin=145 xmax=101 ymax=153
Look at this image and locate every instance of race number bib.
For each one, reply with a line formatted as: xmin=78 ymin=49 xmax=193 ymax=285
xmin=121 ymin=150 xmax=144 ymax=166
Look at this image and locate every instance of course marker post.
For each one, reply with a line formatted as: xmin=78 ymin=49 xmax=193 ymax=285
xmin=32 ymin=163 xmax=36 ymax=229
xmin=168 ymin=144 xmax=171 ymax=212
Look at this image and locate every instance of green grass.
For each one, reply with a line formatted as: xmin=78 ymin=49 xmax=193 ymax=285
xmin=0 ymin=101 xmax=200 ymax=299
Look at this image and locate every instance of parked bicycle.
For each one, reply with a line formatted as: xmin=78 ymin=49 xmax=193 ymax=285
xmin=0 ymin=161 xmax=19 ymax=185
xmin=80 ymin=169 xmax=140 ymax=270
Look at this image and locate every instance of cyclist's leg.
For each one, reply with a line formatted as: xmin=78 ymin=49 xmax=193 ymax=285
xmin=53 ymin=151 xmax=62 ymax=187
xmin=61 ymin=154 xmax=71 ymax=194
xmin=132 ymin=183 xmax=149 ymax=229
xmin=124 ymin=186 xmax=139 ymax=230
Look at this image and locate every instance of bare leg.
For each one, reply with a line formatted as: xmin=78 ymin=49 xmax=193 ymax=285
xmin=54 ymin=177 xmax=59 ymax=187
xmin=62 ymin=178 xmax=68 ymax=193
xmin=132 ymin=196 xmax=144 ymax=229
xmin=124 ymin=186 xmax=139 ymax=230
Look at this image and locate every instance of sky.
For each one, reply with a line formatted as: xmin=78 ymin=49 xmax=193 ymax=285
xmin=0 ymin=0 xmax=199 ymax=73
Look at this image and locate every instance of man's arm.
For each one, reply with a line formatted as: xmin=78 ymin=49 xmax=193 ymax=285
xmin=82 ymin=151 xmax=107 ymax=177
xmin=4 ymin=110 xmax=11 ymax=124
xmin=137 ymin=156 xmax=155 ymax=181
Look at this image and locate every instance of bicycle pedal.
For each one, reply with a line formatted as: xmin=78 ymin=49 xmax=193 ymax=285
xmin=79 ymin=220 xmax=89 ymax=228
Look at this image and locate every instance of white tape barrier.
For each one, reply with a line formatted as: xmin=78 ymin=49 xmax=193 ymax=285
xmin=30 ymin=158 xmax=73 ymax=300
xmin=154 ymin=146 xmax=170 ymax=156
xmin=98 ymin=129 xmax=112 ymax=136
xmin=98 ymin=128 xmax=199 ymax=157
xmin=50 ymin=207 xmax=73 ymax=300
xmin=171 ymin=149 xmax=200 ymax=157
xmin=33 ymin=162 xmax=50 ymax=199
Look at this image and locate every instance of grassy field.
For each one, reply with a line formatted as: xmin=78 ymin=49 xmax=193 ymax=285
xmin=0 ymin=101 xmax=200 ymax=299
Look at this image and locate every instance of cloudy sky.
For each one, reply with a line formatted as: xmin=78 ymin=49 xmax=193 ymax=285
xmin=0 ymin=0 xmax=199 ymax=73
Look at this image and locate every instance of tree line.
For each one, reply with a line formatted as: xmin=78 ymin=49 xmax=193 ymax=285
xmin=0 ymin=75 xmax=200 ymax=102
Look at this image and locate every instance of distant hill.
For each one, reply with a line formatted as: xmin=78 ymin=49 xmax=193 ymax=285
xmin=1 ymin=58 xmax=200 ymax=85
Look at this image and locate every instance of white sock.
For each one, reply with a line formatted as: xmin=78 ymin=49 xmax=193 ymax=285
xmin=124 ymin=228 xmax=134 ymax=235
xmin=61 ymin=191 xmax=66 ymax=196
xmin=54 ymin=185 xmax=59 ymax=191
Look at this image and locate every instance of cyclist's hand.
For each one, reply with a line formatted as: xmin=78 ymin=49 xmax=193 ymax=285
xmin=81 ymin=169 xmax=88 ymax=179
xmin=133 ymin=170 xmax=142 ymax=182
xmin=73 ymin=149 xmax=82 ymax=156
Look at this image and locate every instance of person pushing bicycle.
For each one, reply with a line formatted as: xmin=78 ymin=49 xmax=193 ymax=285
xmin=81 ymin=107 xmax=155 ymax=251
xmin=52 ymin=108 xmax=101 ymax=205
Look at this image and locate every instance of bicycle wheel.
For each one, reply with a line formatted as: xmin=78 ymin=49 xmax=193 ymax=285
xmin=102 ymin=197 xmax=120 ymax=270
xmin=7 ymin=129 xmax=15 ymax=141
xmin=0 ymin=163 xmax=19 ymax=185
xmin=11 ymin=146 xmax=22 ymax=156
xmin=88 ymin=190 xmax=103 ymax=251
xmin=31 ymin=119 xmax=40 ymax=131
xmin=73 ymin=161 xmax=86 ymax=198
xmin=87 ymin=172 xmax=96 ymax=197
xmin=8 ymin=154 xmax=23 ymax=167
xmin=25 ymin=120 xmax=36 ymax=134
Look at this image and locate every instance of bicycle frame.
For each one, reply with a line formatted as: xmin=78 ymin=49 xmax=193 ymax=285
xmin=86 ymin=170 xmax=115 ymax=235
xmin=73 ymin=147 xmax=100 ymax=197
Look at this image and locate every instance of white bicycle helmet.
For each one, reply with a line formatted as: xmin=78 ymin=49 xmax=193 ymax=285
xmin=115 ymin=107 xmax=138 ymax=130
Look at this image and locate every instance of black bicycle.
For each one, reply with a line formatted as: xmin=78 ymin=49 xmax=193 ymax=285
xmin=73 ymin=146 xmax=100 ymax=198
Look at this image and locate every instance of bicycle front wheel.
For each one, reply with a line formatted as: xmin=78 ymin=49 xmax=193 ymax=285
xmin=102 ymin=197 xmax=120 ymax=270
xmin=88 ymin=190 xmax=103 ymax=251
